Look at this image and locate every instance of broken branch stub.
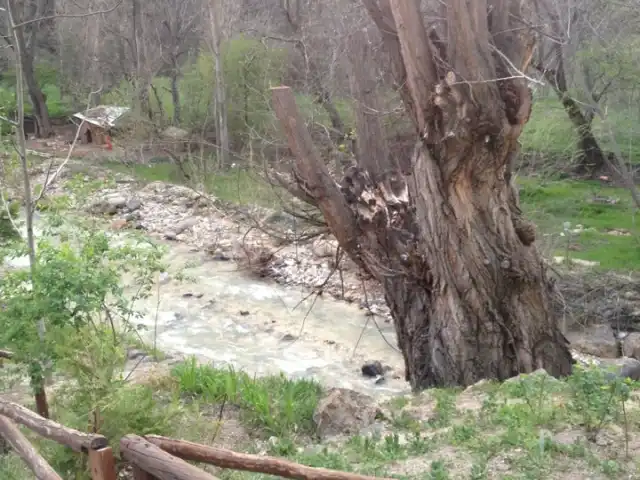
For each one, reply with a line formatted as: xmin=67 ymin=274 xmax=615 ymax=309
xmin=270 ymin=87 xmax=359 ymax=256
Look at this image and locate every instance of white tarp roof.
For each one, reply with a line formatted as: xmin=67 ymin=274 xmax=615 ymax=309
xmin=72 ymin=105 xmax=130 ymax=128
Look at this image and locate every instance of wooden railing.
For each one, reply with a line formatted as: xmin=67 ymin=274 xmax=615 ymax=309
xmin=0 ymin=399 xmax=116 ymax=480
xmin=121 ymin=435 xmax=393 ymax=480
xmin=0 ymin=399 xmax=393 ymax=480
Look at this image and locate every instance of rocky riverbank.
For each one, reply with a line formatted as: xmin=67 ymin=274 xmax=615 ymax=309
xmin=27 ymin=159 xmax=640 ymax=374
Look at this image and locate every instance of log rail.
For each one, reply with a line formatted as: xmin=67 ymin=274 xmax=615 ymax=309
xmin=0 ymin=399 xmax=116 ymax=480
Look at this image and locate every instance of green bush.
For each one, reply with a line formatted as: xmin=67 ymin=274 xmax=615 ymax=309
xmin=180 ymin=35 xmax=286 ymax=138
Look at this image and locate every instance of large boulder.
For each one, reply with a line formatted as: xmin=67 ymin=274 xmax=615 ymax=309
xmin=566 ymin=324 xmax=618 ymax=358
xmin=312 ymin=388 xmax=379 ymax=438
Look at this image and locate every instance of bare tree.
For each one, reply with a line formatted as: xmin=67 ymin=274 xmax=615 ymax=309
xmin=155 ymin=0 xmax=202 ymax=125
xmin=531 ymin=0 xmax=640 ymax=176
xmin=272 ymin=0 xmax=573 ymax=389
xmin=4 ymin=0 xmax=56 ymax=138
xmin=208 ymin=0 xmax=229 ymax=167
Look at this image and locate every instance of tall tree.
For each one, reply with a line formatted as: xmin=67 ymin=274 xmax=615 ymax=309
xmin=5 ymin=0 xmax=55 ymax=138
xmin=272 ymin=0 xmax=573 ymax=389
xmin=532 ymin=0 xmax=640 ymax=176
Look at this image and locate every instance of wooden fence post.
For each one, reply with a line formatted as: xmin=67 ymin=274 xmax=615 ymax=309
xmin=88 ymin=446 xmax=117 ymax=480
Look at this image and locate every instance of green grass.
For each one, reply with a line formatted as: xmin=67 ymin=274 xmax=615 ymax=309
xmin=171 ymin=362 xmax=640 ymax=479
xmin=172 ymin=357 xmax=322 ymax=438
xmin=102 ymin=161 xmax=282 ymax=208
xmin=3 ymin=358 xmax=640 ymax=479
xmin=522 ymin=97 xmax=640 ymax=164
xmin=517 ymin=177 xmax=640 ymax=271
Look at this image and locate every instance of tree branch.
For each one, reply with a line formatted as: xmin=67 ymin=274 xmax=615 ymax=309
xmin=12 ymin=1 xmax=124 ymax=29
xmin=271 ymin=86 xmax=359 ymax=255
xmin=387 ymin=0 xmax=437 ymax=131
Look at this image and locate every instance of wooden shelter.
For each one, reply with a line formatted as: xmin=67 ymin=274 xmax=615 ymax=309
xmin=72 ymin=106 xmax=130 ymax=145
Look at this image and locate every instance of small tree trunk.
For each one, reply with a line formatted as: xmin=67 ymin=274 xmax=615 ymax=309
xmin=539 ymin=44 xmax=606 ymax=176
xmin=209 ymin=0 xmax=229 ymax=168
xmin=21 ymin=52 xmax=54 ymax=138
xmin=171 ymin=70 xmax=181 ymax=125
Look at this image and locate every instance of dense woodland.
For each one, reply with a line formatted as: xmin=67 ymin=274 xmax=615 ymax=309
xmin=2 ymin=0 xmax=639 ymax=171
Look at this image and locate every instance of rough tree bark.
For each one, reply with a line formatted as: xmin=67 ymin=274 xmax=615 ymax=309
xmin=271 ymin=0 xmax=573 ymax=389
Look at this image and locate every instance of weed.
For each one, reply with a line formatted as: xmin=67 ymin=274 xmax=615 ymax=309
xmin=428 ymin=389 xmax=458 ymax=428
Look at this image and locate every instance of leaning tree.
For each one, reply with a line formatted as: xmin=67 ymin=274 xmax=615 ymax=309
xmin=271 ymin=0 xmax=574 ymax=389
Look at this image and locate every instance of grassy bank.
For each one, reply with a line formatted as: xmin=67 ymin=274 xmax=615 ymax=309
xmin=521 ymin=97 xmax=640 ymax=165
xmin=3 ymin=359 xmax=639 ymax=479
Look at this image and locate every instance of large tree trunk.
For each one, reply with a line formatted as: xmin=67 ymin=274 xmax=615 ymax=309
xmin=271 ymin=0 xmax=573 ymax=389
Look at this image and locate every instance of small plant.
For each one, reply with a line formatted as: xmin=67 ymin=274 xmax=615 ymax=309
xmin=567 ymin=363 xmax=632 ymax=440
xmin=0 ymin=195 xmax=20 ymax=242
xmin=427 ymin=459 xmax=450 ymax=480
xmin=428 ymin=389 xmax=458 ymax=428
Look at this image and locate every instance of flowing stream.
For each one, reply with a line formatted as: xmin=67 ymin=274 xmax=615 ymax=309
xmin=5 ymin=212 xmax=408 ymax=398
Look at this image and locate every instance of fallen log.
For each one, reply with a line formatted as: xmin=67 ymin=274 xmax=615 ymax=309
xmin=0 ymin=349 xmax=13 ymax=359
xmin=0 ymin=399 xmax=107 ymax=452
xmin=0 ymin=415 xmax=63 ymax=480
xmin=145 ymin=435 xmax=394 ymax=480
xmin=120 ymin=435 xmax=219 ymax=480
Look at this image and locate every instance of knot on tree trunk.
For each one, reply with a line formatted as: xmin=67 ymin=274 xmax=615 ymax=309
xmin=340 ymin=165 xmax=409 ymax=228
xmin=513 ymin=218 xmax=537 ymax=246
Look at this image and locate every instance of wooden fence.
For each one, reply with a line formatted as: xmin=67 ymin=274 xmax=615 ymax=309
xmin=0 ymin=399 xmax=116 ymax=480
xmin=0 ymin=399 xmax=394 ymax=480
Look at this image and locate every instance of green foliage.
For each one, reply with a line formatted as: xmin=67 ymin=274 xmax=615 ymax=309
xmin=567 ymin=364 xmax=633 ymax=435
xmin=0 ymin=197 xmax=20 ymax=242
xmin=0 ymin=214 xmax=177 ymax=479
xmin=172 ymin=357 xmax=321 ymax=437
xmin=517 ymin=177 xmax=640 ymax=271
xmin=103 ymin=35 xmax=286 ymax=144
xmin=522 ymin=96 xmax=640 ymax=165
xmin=180 ymin=35 xmax=286 ymax=137
xmin=1 ymin=63 xmax=72 ymax=115
xmin=0 ymin=219 xmax=165 ymax=387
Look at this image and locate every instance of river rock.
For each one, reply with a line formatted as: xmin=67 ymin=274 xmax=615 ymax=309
xmin=174 ymin=217 xmax=198 ymax=235
xmin=566 ymin=324 xmax=618 ymax=358
xmin=88 ymin=195 xmax=128 ymax=215
xmin=622 ymin=333 xmax=640 ymax=359
xmin=110 ymin=219 xmax=128 ymax=230
xmin=126 ymin=198 xmax=142 ymax=212
xmin=312 ymin=388 xmax=379 ymax=438
xmin=162 ymin=126 xmax=189 ymax=140
xmin=361 ymin=361 xmax=384 ymax=378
